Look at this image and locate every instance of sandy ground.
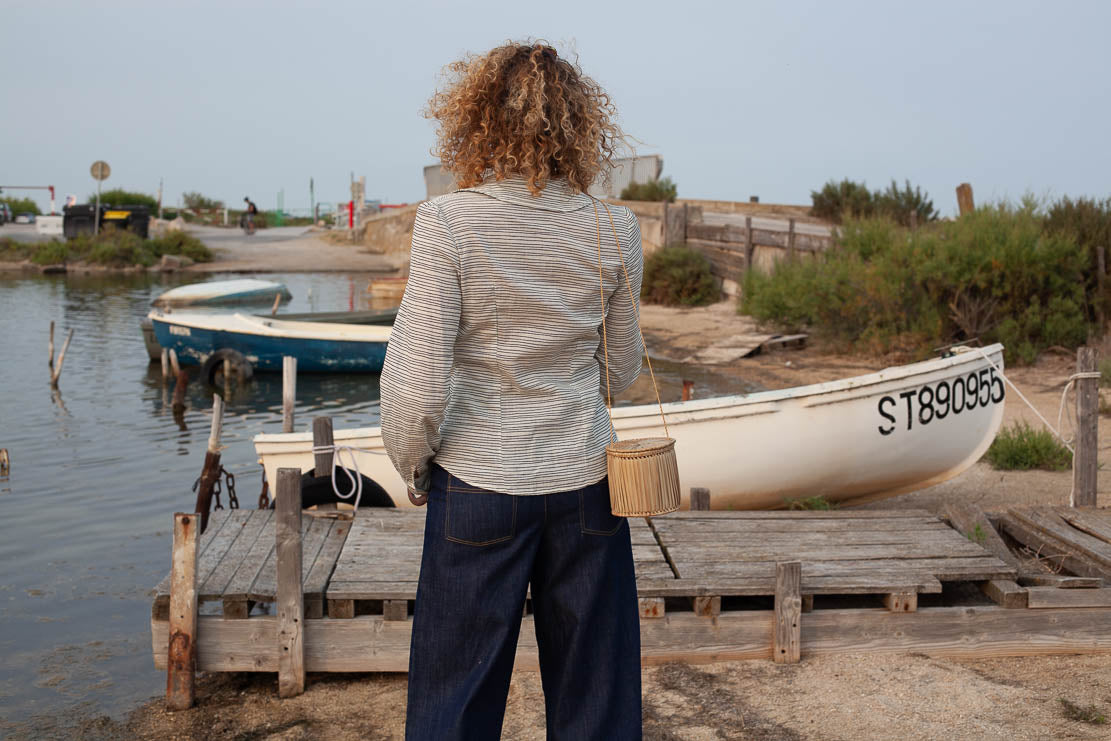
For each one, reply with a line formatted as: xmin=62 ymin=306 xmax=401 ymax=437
xmin=183 ymin=225 xmax=399 ymax=273
xmin=13 ymin=301 xmax=1111 ymax=740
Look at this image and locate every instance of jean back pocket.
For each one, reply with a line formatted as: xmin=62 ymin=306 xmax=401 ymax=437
xmin=444 ymin=476 xmax=517 ymax=546
xmin=579 ymin=478 xmax=622 ymax=536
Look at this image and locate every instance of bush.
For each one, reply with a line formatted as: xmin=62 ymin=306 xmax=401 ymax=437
xmin=149 ymin=231 xmax=213 ymax=262
xmin=641 ymin=244 xmax=719 ymax=306
xmin=89 ymin=188 xmax=158 ymax=210
xmin=875 ymin=179 xmax=938 ymax=227
xmin=5 ymin=227 xmax=212 ymax=267
xmin=984 ymin=421 xmax=1071 ymax=470
xmin=1044 ymin=195 xmax=1111 ymax=324
xmin=1 ymin=196 xmax=42 ymax=216
xmin=183 ymin=191 xmax=224 ymax=210
xmin=621 ymin=177 xmax=678 ymax=203
xmin=809 ymin=179 xmax=875 ymax=223
xmin=741 ymin=205 xmax=1091 ymax=362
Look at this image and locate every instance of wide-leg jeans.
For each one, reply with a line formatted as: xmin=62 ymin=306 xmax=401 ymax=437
xmin=404 ymin=464 xmax=642 ymax=740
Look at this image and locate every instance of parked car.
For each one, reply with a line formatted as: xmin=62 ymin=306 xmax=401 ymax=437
xmin=0 ymin=204 xmax=9 ymax=225
xmin=14 ymin=213 xmax=35 ymax=224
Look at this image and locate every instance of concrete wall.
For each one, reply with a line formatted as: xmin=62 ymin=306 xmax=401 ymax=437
xmin=423 ymin=155 xmax=664 ymax=200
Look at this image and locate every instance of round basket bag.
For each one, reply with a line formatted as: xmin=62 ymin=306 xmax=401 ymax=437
xmin=607 ymin=438 xmax=681 ymax=517
xmin=593 ymin=199 xmax=681 ymax=518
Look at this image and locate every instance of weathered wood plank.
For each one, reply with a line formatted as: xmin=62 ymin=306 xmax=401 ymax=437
xmin=153 ymin=606 xmax=1111 ymax=673
xmin=248 ymin=514 xmax=318 ymax=602
xmin=655 ymin=509 xmax=937 ymax=520
xmin=1006 ymin=509 xmax=1111 ymax=574
xmin=383 ymin=600 xmax=408 ymax=621
xmin=200 ymin=509 xmax=273 ymax=597
xmin=154 ymin=509 xmax=237 ymax=598
xmin=166 ymin=513 xmax=199 ymax=711
xmin=275 ymin=469 xmax=304 ymax=698
xmin=942 ymin=500 xmax=1020 ymax=568
xmin=1026 ymin=587 xmax=1111 ymax=609
xmin=980 ymin=579 xmax=1028 ymax=609
xmin=884 ymin=592 xmax=918 ymax=612
xmin=634 ymin=573 xmax=943 ymax=597
xmin=669 ymin=557 xmax=1014 ymax=581
xmin=663 ymin=542 xmax=992 ymax=562
xmin=639 ymin=597 xmax=665 ymax=618
xmin=774 ymin=561 xmax=801 ymax=664
xmin=655 ymin=530 xmax=960 ymax=548
xmin=1072 ymin=347 xmax=1098 ymax=507
xmin=1017 ymin=574 xmax=1103 ymax=589
xmin=1056 ymin=507 xmax=1111 ymax=545
xmin=999 ymin=513 xmax=1110 ymax=579
xmin=693 ymin=595 xmax=722 ymax=618
xmin=304 ymin=519 xmax=352 ymax=619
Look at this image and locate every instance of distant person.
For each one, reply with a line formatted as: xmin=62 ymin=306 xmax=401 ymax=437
xmin=242 ymin=197 xmax=258 ymax=232
xmin=381 ymin=42 xmax=643 ymax=740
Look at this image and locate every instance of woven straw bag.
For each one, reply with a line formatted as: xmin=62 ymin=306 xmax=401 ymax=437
xmin=593 ymin=199 xmax=681 ymax=517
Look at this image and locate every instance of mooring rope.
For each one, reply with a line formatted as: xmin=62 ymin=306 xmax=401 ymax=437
xmin=973 ymin=347 xmax=1099 ymax=455
xmin=310 ymin=444 xmax=388 ymax=511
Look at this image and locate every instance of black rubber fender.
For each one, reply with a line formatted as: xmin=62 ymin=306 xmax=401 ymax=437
xmin=199 ymin=348 xmax=254 ymax=386
xmin=295 ymin=469 xmax=395 ymax=508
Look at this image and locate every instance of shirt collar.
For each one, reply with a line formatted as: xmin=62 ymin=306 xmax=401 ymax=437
xmin=460 ymin=176 xmax=592 ymax=213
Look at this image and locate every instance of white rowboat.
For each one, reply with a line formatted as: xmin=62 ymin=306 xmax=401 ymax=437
xmin=152 ymin=279 xmax=292 ymax=307
xmin=253 ymin=344 xmax=1006 ymax=510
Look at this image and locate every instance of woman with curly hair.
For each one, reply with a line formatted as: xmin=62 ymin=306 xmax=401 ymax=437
xmin=381 ymin=41 xmax=644 ymax=740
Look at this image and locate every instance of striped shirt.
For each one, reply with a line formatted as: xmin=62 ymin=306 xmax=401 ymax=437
xmin=380 ymin=176 xmax=644 ymax=496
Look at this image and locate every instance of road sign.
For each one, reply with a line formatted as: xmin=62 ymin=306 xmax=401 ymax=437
xmin=90 ymin=161 xmax=111 ymax=181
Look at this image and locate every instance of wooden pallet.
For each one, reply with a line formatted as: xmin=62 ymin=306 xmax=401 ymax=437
xmin=151 ymin=509 xmax=351 ymax=620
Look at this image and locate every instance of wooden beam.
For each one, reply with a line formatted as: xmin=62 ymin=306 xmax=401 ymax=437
xmin=999 ymin=512 xmax=1111 ymax=579
xmin=689 ymin=487 xmax=710 ymax=512
xmin=275 ymin=468 xmax=304 ymax=698
xmin=639 ymin=597 xmax=665 ymax=619
xmin=1056 ymin=508 xmax=1111 ymax=546
xmin=980 ymin=579 xmax=1028 ymax=609
xmin=883 ymin=592 xmax=918 ymax=612
xmin=774 ymin=561 xmax=801 ymax=663
xmin=1026 ymin=587 xmax=1111 ymax=609
xmin=693 ymin=596 xmax=721 ymax=618
xmin=313 ymin=417 xmax=334 ymax=478
xmin=384 ymin=600 xmax=408 ymax=621
xmin=152 ymin=606 xmax=1111 ymax=673
xmin=1073 ymin=347 xmax=1099 ymax=507
xmin=166 ymin=513 xmax=199 ymax=711
xmin=328 ymin=599 xmax=355 ymax=619
xmin=282 ymin=356 xmax=297 ymax=434
xmin=956 ymin=183 xmax=975 ymax=216
xmin=1018 ymin=574 xmax=1103 ymax=589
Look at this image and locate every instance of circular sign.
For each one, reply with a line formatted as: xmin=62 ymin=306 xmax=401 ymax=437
xmin=90 ymin=160 xmax=111 ymax=181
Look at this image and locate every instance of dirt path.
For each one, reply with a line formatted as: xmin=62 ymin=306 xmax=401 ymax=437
xmin=184 ymin=225 xmax=399 ymax=273
xmin=16 ymin=301 xmax=1111 ymax=741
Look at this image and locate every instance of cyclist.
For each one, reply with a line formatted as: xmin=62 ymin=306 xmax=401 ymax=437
xmin=242 ymin=197 xmax=259 ymax=234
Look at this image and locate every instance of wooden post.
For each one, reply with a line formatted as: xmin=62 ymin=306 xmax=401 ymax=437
xmin=787 ymin=218 xmax=796 ymax=260
xmin=774 ymin=561 xmax=801 ymax=664
xmin=49 ymin=328 xmax=74 ymax=387
xmin=956 ymin=183 xmax=975 ymax=216
xmin=193 ymin=395 xmax=224 ymax=533
xmin=161 ymin=348 xmax=170 ymax=384
xmin=690 ymin=487 xmax=710 ymax=511
xmin=282 ymin=356 xmax=297 ymax=433
xmin=276 ymin=468 xmax=305 ymax=698
xmin=169 ymin=349 xmax=181 ymax=377
xmin=166 ymin=512 xmax=199 ymax=710
xmin=48 ymin=320 xmax=55 ymax=370
xmin=744 ymin=216 xmax=754 ymax=272
xmin=271 ymin=293 xmax=282 ymax=316
xmin=681 ymin=379 xmax=694 ymax=402
xmin=1073 ymin=347 xmax=1098 ymax=507
xmin=909 ymin=210 xmax=918 ymax=231
xmin=171 ymin=369 xmax=189 ymax=412
xmin=313 ymin=417 xmax=334 ymax=478
xmin=0 ymin=448 xmax=9 ymax=477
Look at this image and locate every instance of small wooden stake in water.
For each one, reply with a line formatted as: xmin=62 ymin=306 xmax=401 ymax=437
xmin=1073 ymin=347 xmax=1098 ymax=507
xmin=161 ymin=348 xmax=170 ymax=384
xmin=48 ymin=321 xmax=55 ymax=370
xmin=0 ymin=448 xmax=9 ymax=477
xmin=166 ymin=512 xmax=199 ymax=710
xmin=276 ymin=468 xmax=305 ymax=698
xmin=50 ymin=328 xmax=74 ymax=387
xmin=193 ymin=395 xmax=225 ymax=533
xmin=169 ymin=348 xmax=181 ymax=377
xmin=271 ymin=293 xmax=282 ymax=316
xmin=282 ymin=356 xmax=297 ymax=433
xmin=172 ymin=370 xmax=189 ymax=412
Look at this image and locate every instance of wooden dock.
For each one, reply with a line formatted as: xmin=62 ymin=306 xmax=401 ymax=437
xmin=151 ymin=503 xmax=1111 ymax=686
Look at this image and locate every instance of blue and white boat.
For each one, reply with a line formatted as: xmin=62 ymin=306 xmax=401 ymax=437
xmin=148 ymin=310 xmax=391 ymax=373
xmin=152 ymin=279 xmax=292 ymax=307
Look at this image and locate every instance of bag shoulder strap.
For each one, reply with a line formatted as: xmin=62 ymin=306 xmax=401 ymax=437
xmin=593 ymin=198 xmax=670 ymax=439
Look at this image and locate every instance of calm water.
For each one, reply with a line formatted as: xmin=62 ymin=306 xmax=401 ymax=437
xmin=0 ymin=271 xmax=751 ymax=731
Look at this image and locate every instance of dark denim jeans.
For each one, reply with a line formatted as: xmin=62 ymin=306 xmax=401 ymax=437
xmin=404 ymin=464 xmax=642 ymax=740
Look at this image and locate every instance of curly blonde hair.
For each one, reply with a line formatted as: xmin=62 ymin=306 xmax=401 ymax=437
xmin=427 ymin=42 xmax=623 ymax=195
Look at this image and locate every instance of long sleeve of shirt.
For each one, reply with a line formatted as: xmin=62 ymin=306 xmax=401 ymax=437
xmin=380 ymin=201 xmax=461 ymax=496
xmin=595 ymin=207 xmax=644 ymax=400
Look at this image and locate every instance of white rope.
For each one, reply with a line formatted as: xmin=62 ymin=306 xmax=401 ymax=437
xmin=973 ymin=348 xmax=1098 ymax=455
xmin=310 ymin=444 xmax=388 ymax=511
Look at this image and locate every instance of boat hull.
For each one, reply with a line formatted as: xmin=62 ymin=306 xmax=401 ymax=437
xmin=253 ymin=345 xmax=1007 ymax=509
xmin=150 ymin=314 xmax=389 ymax=373
xmin=152 ymin=279 xmax=292 ymax=307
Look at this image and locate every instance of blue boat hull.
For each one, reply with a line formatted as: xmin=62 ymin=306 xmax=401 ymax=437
xmin=151 ymin=318 xmax=386 ymax=373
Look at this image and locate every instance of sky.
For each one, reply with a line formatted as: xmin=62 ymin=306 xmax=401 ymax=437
xmin=2 ymin=0 xmax=1109 ymax=216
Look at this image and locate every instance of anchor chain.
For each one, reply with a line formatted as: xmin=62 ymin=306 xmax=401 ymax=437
xmin=192 ymin=466 xmax=240 ymax=511
xmin=257 ymin=467 xmax=271 ymax=510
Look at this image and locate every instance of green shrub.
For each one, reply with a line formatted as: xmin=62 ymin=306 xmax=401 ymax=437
xmin=149 ymin=231 xmax=213 ymax=262
xmin=0 ymin=237 xmax=34 ymax=261
xmin=641 ymin=244 xmax=719 ymax=306
xmin=89 ymin=188 xmax=158 ymax=210
xmin=983 ymin=421 xmax=1071 ymax=471
xmin=1044 ymin=196 xmax=1111 ymax=324
xmin=1 ymin=196 xmax=42 ymax=216
xmin=8 ymin=227 xmax=212 ymax=267
xmin=742 ymin=205 xmax=1090 ymax=362
xmin=875 ymin=179 xmax=939 ymax=227
xmin=809 ymin=179 xmax=875 ymax=223
xmin=30 ymin=241 xmax=70 ymax=265
xmin=621 ymin=177 xmax=677 ymax=203
xmin=182 ymin=191 xmax=224 ymax=210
